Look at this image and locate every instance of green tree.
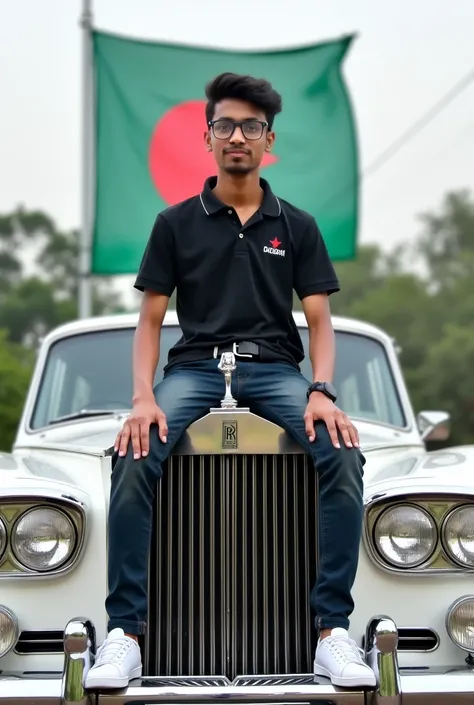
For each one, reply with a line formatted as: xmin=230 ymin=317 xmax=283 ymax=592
xmin=0 ymin=207 xmax=126 ymax=346
xmin=415 ymin=324 xmax=474 ymax=446
xmin=321 ymin=188 xmax=474 ymax=445
xmin=416 ymin=189 xmax=474 ymax=291
xmin=0 ymin=330 xmax=34 ymax=451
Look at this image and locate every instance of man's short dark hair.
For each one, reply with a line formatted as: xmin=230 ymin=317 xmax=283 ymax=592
xmin=205 ymin=72 xmax=282 ymax=129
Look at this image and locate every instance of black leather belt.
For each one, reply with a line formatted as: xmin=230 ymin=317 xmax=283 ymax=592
xmin=212 ymin=341 xmax=260 ymax=359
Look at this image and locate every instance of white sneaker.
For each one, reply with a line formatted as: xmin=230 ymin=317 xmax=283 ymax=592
xmin=314 ymin=627 xmax=376 ymax=688
xmin=84 ymin=628 xmax=142 ymax=689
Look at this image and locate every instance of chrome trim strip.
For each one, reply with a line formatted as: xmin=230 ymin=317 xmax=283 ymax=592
xmin=2 ymin=669 xmax=474 ymax=702
xmin=365 ymin=615 xmax=401 ymax=704
xmin=97 ymin=683 xmax=365 ymax=703
xmin=177 ymin=458 xmax=183 ymax=674
xmin=61 ymin=617 xmax=95 ymax=705
xmin=13 ymin=442 xmax=108 ymax=457
xmin=293 ymin=462 xmax=301 ymax=671
xmin=271 ymin=456 xmax=279 ymax=670
xmin=166 ymin=463 xmax=173 ymax=675
xmin=262 ymin=459 xmax=269 ymax=669
xmin=209 ymin=456 xmax=216 ymax=672
xmin=241 ymin=455 xmax=248 ymax=672
xmin=0 ymin=488 xmax=85 ymax=504
xmin=365 ymin=488 xmax=474 ymax=507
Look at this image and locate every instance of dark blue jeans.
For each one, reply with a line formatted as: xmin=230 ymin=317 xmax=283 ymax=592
xmin=106 ymin=359 xmax=365 ymax=636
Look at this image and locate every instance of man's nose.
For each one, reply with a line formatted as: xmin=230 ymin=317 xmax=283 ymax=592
xmin=229 ymin=126 xmax=245 ymax=143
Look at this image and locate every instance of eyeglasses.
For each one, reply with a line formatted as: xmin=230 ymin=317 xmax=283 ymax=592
xmin=208 ymin=119 xmax=268 ymax=141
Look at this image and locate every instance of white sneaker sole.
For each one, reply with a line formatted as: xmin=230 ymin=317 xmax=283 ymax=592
xmin=314 ymin=662 xmax=376 ymax=688
xmin=85 ymin=665 xmax=142 ymax=689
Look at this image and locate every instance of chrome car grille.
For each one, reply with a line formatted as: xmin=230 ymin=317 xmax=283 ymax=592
xmin=146 ymin=454 xmax=319 ymax=680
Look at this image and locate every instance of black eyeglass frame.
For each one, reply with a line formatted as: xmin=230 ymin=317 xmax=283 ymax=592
xmin=208 ymin=118 xmax=269 ymax=140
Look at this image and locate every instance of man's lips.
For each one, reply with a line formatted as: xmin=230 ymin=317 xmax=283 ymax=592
xmin=224 ymin=149 xmax=249 ymax=156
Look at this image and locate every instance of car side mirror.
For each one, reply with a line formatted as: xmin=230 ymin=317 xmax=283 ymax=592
xmin=416 ymin=411 xmax=451 ymax=442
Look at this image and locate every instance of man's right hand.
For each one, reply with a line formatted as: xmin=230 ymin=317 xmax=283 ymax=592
xmin=115 ymin=398 xmax=168 ymax=460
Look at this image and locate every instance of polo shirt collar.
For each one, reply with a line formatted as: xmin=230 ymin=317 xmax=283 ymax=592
xmin=200 ymin=176 xmax=281 ymax=218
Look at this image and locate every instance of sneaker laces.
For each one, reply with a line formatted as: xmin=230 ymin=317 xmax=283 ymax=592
xmin=94 ymin=638 xmax=132 ymax=667
xmin=325 ymin=636 xmax=366 ymax=665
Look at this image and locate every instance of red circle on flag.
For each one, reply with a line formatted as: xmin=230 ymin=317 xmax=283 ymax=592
xmin=148 ymin=100 xmax=278 ymax=205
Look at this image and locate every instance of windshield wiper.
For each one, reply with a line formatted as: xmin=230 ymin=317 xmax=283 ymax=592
xmin=48 ymin=409 xmax=129 ymax=425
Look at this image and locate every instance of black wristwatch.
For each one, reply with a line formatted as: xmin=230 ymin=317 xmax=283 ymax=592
xmin=307 ymin=381 xmax=337 ymax=403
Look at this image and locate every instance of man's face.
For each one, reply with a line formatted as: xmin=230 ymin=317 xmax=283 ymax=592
xmin=205 ymin=98 xmax=275 ymax=175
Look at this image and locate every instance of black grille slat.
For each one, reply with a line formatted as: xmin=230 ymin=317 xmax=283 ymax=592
xmin=397 ymin=628 xmax=439 ymax=651
xmin=15 ymin=631 xmax=63 ymax=654
xmin=146 ymin=454 xmax=318 ymax=679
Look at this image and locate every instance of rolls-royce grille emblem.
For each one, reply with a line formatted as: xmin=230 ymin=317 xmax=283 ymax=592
xmin=222 ymin=420 xmax=238 ymax=449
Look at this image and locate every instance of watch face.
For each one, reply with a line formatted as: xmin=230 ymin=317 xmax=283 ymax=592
xmin=308 ymin=382 xmax=337 ymax=401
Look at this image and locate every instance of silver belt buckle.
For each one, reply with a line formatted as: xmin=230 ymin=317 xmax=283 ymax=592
xmin=233 ymin=341 xmax=253 ymax=358
xmin=213 ymin=343 xmax=253 ymax=359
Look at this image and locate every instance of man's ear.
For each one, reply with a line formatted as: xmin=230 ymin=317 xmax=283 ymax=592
xmin=204 ymin=130 xmax=212 ymax=152
xmin=265 ymin=130 xmax=275 ymax=152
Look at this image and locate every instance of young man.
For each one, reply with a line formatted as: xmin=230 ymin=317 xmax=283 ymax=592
xmin=85 ymin=72 xmax=375 ymax=690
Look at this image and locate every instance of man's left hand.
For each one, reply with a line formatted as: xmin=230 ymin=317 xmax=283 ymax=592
xmin=304 ymin=392 xmax=360 ymax=449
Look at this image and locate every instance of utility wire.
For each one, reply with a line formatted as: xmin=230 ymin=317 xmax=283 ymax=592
xmin=321 ymin=66 xmax=474 ymax=209
xmin=363 ymin=67 xmax=474 ymax=179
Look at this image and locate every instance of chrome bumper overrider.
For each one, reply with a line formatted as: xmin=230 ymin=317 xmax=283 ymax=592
xmin=1 ymin=615 xmax=474 ymax=705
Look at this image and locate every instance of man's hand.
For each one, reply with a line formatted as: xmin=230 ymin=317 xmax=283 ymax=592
xmin=304 ymin=392 xmax=359 ymax=449
xmin=115 ymin=398 xmax=168 ymax=460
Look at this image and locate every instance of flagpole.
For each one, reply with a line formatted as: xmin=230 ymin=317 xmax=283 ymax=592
xmin=78 ymin=0 xmax=94 ymax=319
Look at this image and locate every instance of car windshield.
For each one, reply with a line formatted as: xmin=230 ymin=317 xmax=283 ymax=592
xmin=30 ymin=325 xmax=406 ymax=430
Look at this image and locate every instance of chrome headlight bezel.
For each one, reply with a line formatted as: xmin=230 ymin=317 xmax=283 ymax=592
xmin=373 ymin=503 xmax=438 ymax=569
xmin=0 ymin=492 xmax=86 ymax=578
xmin=445 ymin=595 xmax=474 ymax=652
xmin=11 ymin=506 xmax=77 ymax=572
xmin=441 ymin=505 xmax=474 ymax=569
xmin=0 ymin=605 xmax=20 ymax=657
xmin=0 ymin=518 xmax=6 ymax=561
xmin=364 ymin=492 xmax=474 ymax=575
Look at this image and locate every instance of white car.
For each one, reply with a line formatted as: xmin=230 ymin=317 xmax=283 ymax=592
xmin=1 ymin=311 xmax=473 ymax=704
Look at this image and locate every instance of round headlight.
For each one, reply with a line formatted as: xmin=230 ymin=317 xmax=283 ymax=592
xmin=0 ymin=605 xmax=20 ymax=657
xmin=374 ymin=504 xmax=437 ymax=568
xmin=0 ymin=518 xmax=6 ymax=560
xmin=12 ymin=507 xmax=76 ymax=572
xmin=443 ymin=506 xmax=474 ymax=568
xmin=446 ymin=596 xmax=474 ymax=652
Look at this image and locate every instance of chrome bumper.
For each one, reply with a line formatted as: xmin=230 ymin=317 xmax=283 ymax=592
xmin=1 ymin=616 xmax=474 ymax=705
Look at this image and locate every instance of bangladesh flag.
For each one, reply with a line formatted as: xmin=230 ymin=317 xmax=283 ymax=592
xmin=91 ymin=30 xmax=359 ymax=274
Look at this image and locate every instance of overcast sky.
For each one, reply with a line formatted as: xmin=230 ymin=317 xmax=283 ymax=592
xmin=1 ymin=0 xmax=473 ymax=262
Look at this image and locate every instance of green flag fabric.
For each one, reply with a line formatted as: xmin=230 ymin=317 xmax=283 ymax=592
xmin=91 ymin=30 xmax=359 ymax=274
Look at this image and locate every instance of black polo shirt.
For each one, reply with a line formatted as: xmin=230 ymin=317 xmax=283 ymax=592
xmin=134 ymin=176 xmax=340 ymax=372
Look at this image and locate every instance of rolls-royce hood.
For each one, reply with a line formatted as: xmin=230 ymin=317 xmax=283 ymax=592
xmin=362 ymin=444 xmax=474 ymax=494
xmin=0 ymin=447 xmax=105 ymax=502
xmin=11 ymin=413 xmax=473 ymax=494
xmin=15 ymin=413 xmax=418 ymax=455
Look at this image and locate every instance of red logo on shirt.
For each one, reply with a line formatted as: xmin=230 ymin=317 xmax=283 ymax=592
xmin=263 ymin=237 xmax=285 ymax=257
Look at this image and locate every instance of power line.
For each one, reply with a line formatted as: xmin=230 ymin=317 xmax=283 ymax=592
xmin=363 ymin=67 xmax=474 ymax=179
xmin=321 ymin=66 xmax=474 ymax=209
